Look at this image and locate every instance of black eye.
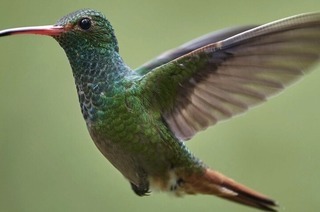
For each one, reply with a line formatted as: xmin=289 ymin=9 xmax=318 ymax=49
xmin=79 ymin=18 xmax=91 ymax=30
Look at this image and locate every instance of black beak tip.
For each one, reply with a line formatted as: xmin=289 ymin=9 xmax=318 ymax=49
xmin=0 ymin=31 xmax=12 ymax=37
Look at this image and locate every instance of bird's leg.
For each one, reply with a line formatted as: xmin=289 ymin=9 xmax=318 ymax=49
xmin=130 ymin=181 xmax=150 ymax=196
xmin=129 ymin=166 xmax=150 ymax=196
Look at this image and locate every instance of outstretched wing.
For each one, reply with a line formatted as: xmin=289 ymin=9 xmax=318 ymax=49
xmin=135 ymin=25 xmax=256 ymax=75
xmin=137 ymin=12 xmax=320 ymax=141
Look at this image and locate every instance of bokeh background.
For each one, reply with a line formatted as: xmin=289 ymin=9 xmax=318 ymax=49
xmin=1 ymin=0 xmax=320 ymax=212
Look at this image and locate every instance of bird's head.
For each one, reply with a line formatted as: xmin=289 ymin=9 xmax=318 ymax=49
xmin=0 ymin=9 xmax=119 ymax=52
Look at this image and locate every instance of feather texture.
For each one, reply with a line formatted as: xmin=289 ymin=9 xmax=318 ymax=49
xmin=138 ymin=12 xmax=320 ymax=140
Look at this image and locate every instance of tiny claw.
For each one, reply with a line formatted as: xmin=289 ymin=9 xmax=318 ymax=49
xmin=130 ymin=182 xmax=150 ymax=196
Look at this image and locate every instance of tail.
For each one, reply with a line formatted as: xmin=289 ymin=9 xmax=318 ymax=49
xmin=182 ymin=168 xmax=277 ymax=211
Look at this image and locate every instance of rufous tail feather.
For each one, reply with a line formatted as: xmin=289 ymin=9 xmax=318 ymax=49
xmin=182 ymin=168 xmax=277 ymax=211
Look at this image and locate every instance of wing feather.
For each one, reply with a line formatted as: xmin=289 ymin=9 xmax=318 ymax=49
xmin=138 ymin=12 xmax=320 ymax=140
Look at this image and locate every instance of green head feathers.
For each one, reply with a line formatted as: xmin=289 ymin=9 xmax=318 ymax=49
xmin=54 ymin=9 xmax=119 ymax=52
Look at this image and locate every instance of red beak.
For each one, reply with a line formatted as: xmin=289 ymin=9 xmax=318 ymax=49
xmin=0 ymin=25 xmax=64 ymax=37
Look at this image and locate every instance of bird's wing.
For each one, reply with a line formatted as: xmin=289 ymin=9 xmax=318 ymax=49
xmin=135 ymin=26 xmax=256 ymax=75
xmin=137 ymin=12 xmax=320 ymax=141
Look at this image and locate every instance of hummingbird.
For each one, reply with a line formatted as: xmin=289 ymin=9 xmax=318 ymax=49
xmin=1 ymin=9 xmax=320 ymax=212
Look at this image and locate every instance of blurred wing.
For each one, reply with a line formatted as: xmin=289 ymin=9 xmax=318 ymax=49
xmin=138 ymin=12 xmax=320 ymax=141
xmin=135 ymin=26 xmax=257 ymax=75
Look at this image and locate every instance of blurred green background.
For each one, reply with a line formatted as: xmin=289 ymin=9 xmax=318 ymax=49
xmin=1 ymin=0 xmax=320 ymax=212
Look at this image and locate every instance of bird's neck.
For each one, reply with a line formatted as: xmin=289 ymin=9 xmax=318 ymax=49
xmin=69 ymin=48 xmax=130 ymax=89
xmin=65 ymin=46 xmax=132 ymax=125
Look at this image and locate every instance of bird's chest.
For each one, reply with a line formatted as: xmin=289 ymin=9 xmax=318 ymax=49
xmin=90 ymin=127 xmax=141 ymax=183
xmin=83 ymin=93 xmax=164 ymax=181
xmin=77 ymin=85 xmax=190 ymax=185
